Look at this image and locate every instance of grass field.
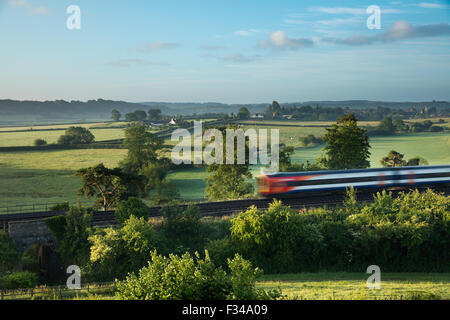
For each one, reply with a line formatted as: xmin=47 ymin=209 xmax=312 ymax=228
xmin=290 ymin=132 xmax=450 ymax=167
xmin=0 ymin=128 xmax=127 ymax=147
xmin=257 ymin=273 xmax=450 ymax=300
xmin=0 ymin=120 xmax=448 ymax=208
xmin=4 ymin=272 xmax=447 ymax=300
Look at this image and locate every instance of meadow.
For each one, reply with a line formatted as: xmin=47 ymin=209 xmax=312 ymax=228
xmin=257 ymin=273 xmax=450 ymax=300
xmin=0 ymin=121 xmax=448 ymax=209
xmin=3 ymin=272 xmax=448 ymax=300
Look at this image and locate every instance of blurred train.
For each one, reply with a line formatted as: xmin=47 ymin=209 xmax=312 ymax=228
xmin=257 ymin=165 xmax=450 ymax=197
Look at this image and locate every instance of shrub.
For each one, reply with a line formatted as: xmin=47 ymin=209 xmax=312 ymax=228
xmin=49 ymin=202 xmax=70 ymax=212
xmin=160 ymin=202 xmax=203 ymax=252
xmin=115 ymin=197 xmax=150 ymax=225
xmin=115 ymin=250 xmax=280 ymax=300
xmin=0 ymin=231 xmax=20 ymax=273
xmin=5 ymin=271 xmax=38 ymax=289
xmin=45 ymin=206 xmax=92 ymax=265
xmin=88 ymin=215 xmax=161 ymax=281
xmin=33 ymin=139 xmax=47 ymax=146
xmin=205 ymin=237 xmax=238 ymax=269
xmin=152 ymin=179 xmax=180 ymax=205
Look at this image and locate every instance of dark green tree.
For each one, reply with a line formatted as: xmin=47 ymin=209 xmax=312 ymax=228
xmin=320 ymin=114 xmax=371 ymax=170
xmin=111 ymin=109 xmax=121 ymax=121
xmin=134 ymin=110 xmax=147 ymax=121
xmin=57 ymin=126 xmax=95 ymax=145
xmin=76 ymin=163 xmax=140 ymax=211
xmin=148 ymin=109 xmax=162 ymax=121
xmin=237 ymin=107 xmax=250 ymax=120
xmin=120 ymin=123 xmax=163 ymax=174
xmin=205 ymin=125 xmax=254 ymax=200
xmin=380 ymin=150 xmax=407 ymax=167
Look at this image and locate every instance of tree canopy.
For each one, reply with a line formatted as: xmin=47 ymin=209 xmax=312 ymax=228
xmin=320 ymin=114 xmax=371 ymax=170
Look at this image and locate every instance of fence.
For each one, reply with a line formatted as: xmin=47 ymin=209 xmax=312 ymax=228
xmin=0 ymin=282 xmax=116 ymax=300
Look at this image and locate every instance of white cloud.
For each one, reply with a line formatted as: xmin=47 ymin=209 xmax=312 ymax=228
xmin=309 ymin=6 xmax=402 ymax=15
xmin=234 ymin=29 xmax=259 ymax=36
xmin=143 ymin=42 xmax=180 ymax=52
xmin=317 ymin=17 xmax=360 ymax=26
xmin=8 ymin=0 xmax=51 ymax=15
xmin=417 ymin=2 xmax=447 ymax=9
xmin=323 ymin=21 xmax=450 ymax=46
xmin=258 ymin=31 xmax=314 ymax=50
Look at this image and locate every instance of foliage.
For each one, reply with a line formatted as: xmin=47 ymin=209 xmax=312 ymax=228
xmin=380 ymin=150 xmax=429 ymax=167
xmin=120 ymin=123 xmax=163 ymax=174
xmin=320 ymin=114 xmax=371 ymax=169
xmin=298 ymin=134 xmax=324 ymax=148
xmin=147 ymin=109 xmax=162 ymax=121
xmin=21 ymin=244 xmax=41 ymax=274
xmin=205 ymin=124 xmax=254 ymax=201
xmin=229 ymin=190 xmax=450 ymax=273
xmin=115 ymin=197 xmax=150 ymax=225
xmin=49 ymin=202 xmax=70 ymax=212
xmin=57 ymin=126 xmax=95 ymax=145
xmin=160 ymin=202 xmax=202 ymax=252
xmin=0 ymin=231 xmax=20 ymax=274
xmin=111 ymin=109 xmax=121 ymax=121
xmin=380 ymin=150 xmax=407 ymax=167
xmin=45 ymin=205 xmax=92 ymax=266
xmin=237 ymin=107 xmax=251 ymax=119
xmin=152 ymin=179 xmax=180 ymax=205
xmin=115 ymin=250 xmax=280 ymax=300
xmin=76 ymin=163 xmax=141 ymax=211
xmin=88 ymin=216 xmax=161 ymax=281
xmin=3 ymin=271 xmax=38 ymax=289
xmin=33 ymin=138 xmax=47 ymax=146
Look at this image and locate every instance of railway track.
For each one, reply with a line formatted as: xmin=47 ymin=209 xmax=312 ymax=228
xmin=2 ymin=186 xmax=449 ymax=228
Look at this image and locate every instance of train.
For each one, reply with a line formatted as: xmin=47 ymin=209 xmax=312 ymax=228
xmin=257 ymin=165 xmax=450 ymax=197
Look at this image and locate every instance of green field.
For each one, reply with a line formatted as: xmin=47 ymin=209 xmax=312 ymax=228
xmin=0 ymin=120 xmax=448 ymax=209
xmin=290 ymin=132 xmax=450 ymax=167
xmin=4 ymin=272 xmax=447 ymax=300
xmin=258 ymin=273 xmax=450 ymax=300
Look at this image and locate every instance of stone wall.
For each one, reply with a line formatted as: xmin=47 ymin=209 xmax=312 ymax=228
xmin=8 ymin=219 xmax=56 ymax=252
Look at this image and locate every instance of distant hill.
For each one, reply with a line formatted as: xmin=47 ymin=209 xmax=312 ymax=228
xmin=0 ymin=99 xmax=448 ymax=126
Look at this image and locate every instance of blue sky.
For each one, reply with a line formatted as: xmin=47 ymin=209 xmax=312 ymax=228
xmin=0 ymin=0 xmax=449 ymax=103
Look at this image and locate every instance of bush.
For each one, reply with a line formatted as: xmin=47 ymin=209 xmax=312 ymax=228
xmin=45 ymin=206 xmax=92 ymax=265
xmin=115 ymin=250 xmax=280 ymax=300
xmin=160 ymin=202 xmax=202 ymax=252
xmin=88 ymin=215 xmax=161 ymax=281
xmin=33 ymin=139 xmax=47 ymax=146
xmin=4 ymin=272 xmax=38 ymax=289
xmin=49 ymin=202 xmax=70 ymax=212
xmin=0 ymin=231 xmax=20 ymax=273
xmin=115 ymin=197 xmax=150 ymax=225
xmin=228 ymin=190 xmax=450 ymax=273
xmin=152 ymin=179 xmax=180 ymax=205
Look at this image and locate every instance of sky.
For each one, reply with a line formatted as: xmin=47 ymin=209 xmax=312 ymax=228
xmin=0 ymin=0 xmax=449 ymax=103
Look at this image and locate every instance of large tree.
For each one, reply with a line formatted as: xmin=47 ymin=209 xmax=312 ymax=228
xmin=205 ymin=125 xmax=253 ymax=200
xmin=237 ymin=107 xmax=250 ymax=120
xmin=76 ymin=163 xmax=140 ymax=211
xmin=111 ymin=109 xmax=121 ymax=121
xmin=120 ymin=123 xmax=163 ymax=174
xmin=57 ymin=126 xmax=95 ymax=145
xmin=320 ymin=114 xmax=371 ymax=170
xmin=148 ymin=108 xmax=162 ymax=121
xmin=380 ymin=150 xmax=407 ymax=167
